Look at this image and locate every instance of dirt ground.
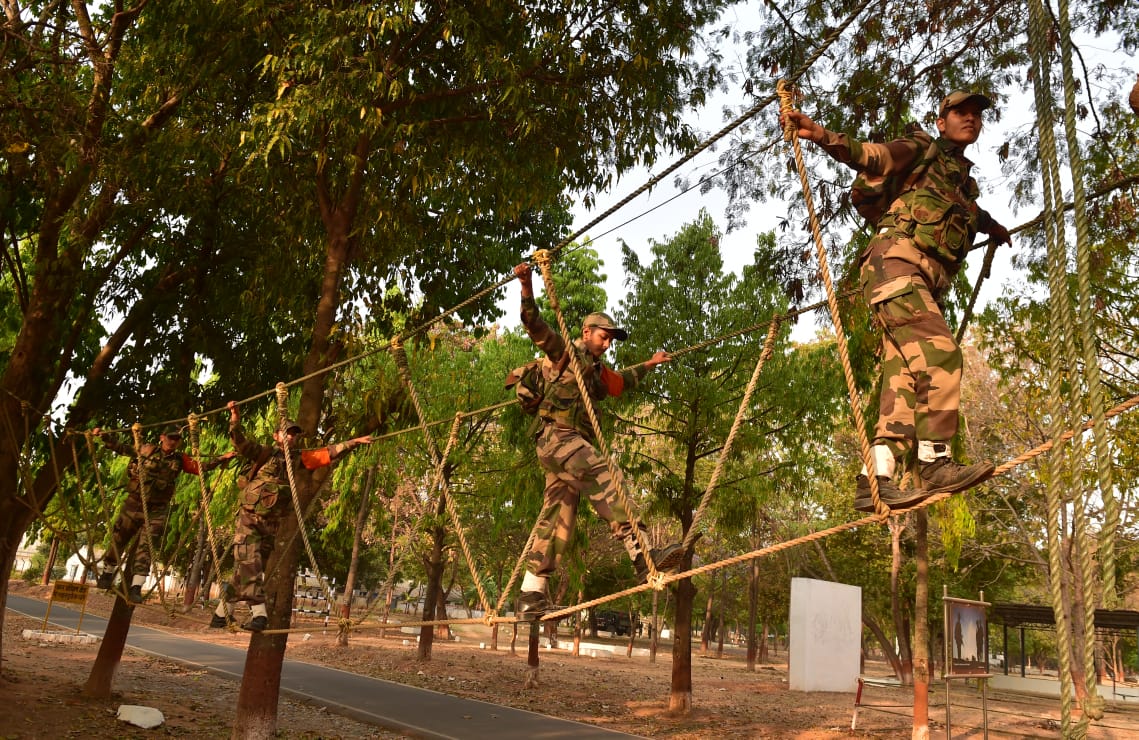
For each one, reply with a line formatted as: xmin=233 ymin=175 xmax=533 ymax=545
xmin=4 ymin=581 xmax=1139 ymax=739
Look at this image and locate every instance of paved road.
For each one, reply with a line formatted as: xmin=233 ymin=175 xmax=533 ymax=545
xmin=8 ymin=595 xmax=638 ymax=739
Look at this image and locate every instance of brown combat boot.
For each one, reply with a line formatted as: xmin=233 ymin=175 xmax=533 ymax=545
xmin=918 ymin=458 xmax=994 ymax=494
xmin=854 ymin=475 xmax=931 ymax=513
xmin=517 ymin=591 xmax=549 ymax=620
xmin=634 ymin=543 xmax=685 ymax=584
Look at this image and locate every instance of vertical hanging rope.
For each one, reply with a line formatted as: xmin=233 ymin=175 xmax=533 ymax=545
xmin=389 ymin=340 xmax=494 ymax=615
xmin=531 ymin=249 xmax=661 ymax=581
xmin=65 ymin=436 xmax=99 ymax=572
xmin=274 ymin=382 xmax=337 ymax=610
xmin=682 ymin=318 xmax=782 ymax=550
xmin=1027 ymin=0 xmax=1088 ymax=729
xmin=1054 ymin=0 xmax=1110 ymax=721
xmin=495 ymin=520 xmax=544 ymax=617
xmin=130 ymin=421 xmax=167 ymax=607
xmin=187 ymin=413 xmax=228 ymax=614
xmin=435 ymin=411 xmax=494 ymax=615
xmin=1054 ymin=0 xmax=1119 ymax=613
xmin=65 ymin=434 xmax=110 ymax=575
xmin=82 ymin=430 xmax=114 ymax=566
xmin=776 ymin=81 xmax=889 ymax=519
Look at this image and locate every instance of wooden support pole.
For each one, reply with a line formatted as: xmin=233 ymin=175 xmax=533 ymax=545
xmin=524 ymin=619 xmax=541 ymax=689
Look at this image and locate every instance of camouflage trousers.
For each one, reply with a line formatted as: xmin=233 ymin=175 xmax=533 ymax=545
xmin=527 ymin=422 xmax=636 ymax=578
xmin=861 ymin=251 xmax=962 ymax=460
xmin=104 ymin=494 xmax=169 ymax=577
xmin=227 ymin=507 xmax=281 ymax=606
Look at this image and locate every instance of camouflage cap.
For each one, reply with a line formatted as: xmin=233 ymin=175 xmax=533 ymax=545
xmin=582 ymin=312 xmax=628 ymax=341
xmin=939 ymin=90 xmax=992 ymax=118
xmin=279 ymin=419 xmax=303 ymax=434
xmin=161 ymin=424 xmax=183 ymax=439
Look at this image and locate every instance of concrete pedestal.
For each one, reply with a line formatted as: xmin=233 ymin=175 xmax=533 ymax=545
xmin=789 ymin=577 xmax=860 ymax=692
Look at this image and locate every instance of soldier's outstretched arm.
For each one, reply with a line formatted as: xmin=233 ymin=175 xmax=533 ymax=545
xmin=94 ymin=427 xmax=132 ymax=456
xmin=514 ymin=262 xmax=534 ymax=300
xmin=516 ymin=261 xmax=566 ymax=361
xmin=227 ymin=401 xmax=270 ymax=461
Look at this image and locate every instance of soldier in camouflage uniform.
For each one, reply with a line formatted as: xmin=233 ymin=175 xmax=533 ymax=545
xmin=211 ymin=401 xmax=372 ymax=631
xmin=513 ymin=263 xmax=683 ymax=618
xmin=94 ymin=425 xmax=235 ymax=602
xmin=784 ymin=90 xmax=1011 ymax=512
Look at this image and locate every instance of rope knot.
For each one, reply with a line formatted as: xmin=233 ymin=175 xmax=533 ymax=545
xmin=775 ymin=80 xmax=797 ymax=142
xmin=1083 ymin=693 xmax=1105 ymax=720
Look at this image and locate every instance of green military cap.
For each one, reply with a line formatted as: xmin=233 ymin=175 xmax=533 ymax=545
xmin=939 ymin=90 xmax=992 ymax=117
xmin=161 ymin=424 xmax=183 ymax=439
xmin=582 ymin=312 xmax=628 ymax=341
xmin=279 ymin=419 xmax=303 ymax=434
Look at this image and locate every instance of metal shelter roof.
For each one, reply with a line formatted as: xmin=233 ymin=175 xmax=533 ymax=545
xmin=992 ymin=603 xmax=1139 ymax=636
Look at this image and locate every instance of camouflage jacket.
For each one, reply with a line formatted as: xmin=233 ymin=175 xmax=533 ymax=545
xmin=520 ymin=296 xmax=650 ymax=441
xmin=819 ymin=129 xmax=998 ymax=276
xmin=230 ymin=422 xmax=359 ymax=513
xmin=103 ymin=436 xmax=215 ymax=506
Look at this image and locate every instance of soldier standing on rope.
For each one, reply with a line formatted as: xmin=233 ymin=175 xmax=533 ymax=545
xmin=94 ymin=425 xmax=235 ymax=603
xmin=783 ymin=90 xmax=1011 ymax=512
xmin=513 ymin=262 xmax=683 ymax=618
xmin=211 ymin=401 xmax=372 ymax=632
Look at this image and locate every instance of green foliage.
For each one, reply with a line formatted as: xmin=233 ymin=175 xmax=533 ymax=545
xmin=532 ymin=247 xmax=611 ymax=332
xmin=615 ymin=211 xmax=845 ymax=533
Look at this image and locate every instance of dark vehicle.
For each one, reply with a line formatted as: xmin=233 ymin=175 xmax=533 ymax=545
xmin=595 ymin=609 xmax=633 ymax=636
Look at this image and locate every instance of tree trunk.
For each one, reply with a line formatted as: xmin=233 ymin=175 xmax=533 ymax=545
xmin=418 ymin=513 xmax=446 ymax=661
xmin=864 ymin=614 xmax=904 ymax=679
xmin=232 ymin=509 xmax=305 ymax=739
xmin=510 ymin=607 xmax=519 ymax=656
xmin=380 ymin=505 xmax=404 ymax=641
xmin=912 ymin=511 xmax=930 ymax=739
xmin=435 ymin=565 xmax=453 ymax=642
xmin=573 ymin=588 xmax=584 ymax=657
xmin=1064 ymin=542 xmax=1090 ymax=703
xmin=233 ymin=188 xmax=360 ymax=734
xmin=83 ymin=594 xmax=137 ymax=698
xmin=714 ymin=569 xmax=727 ymax=658
xmin=747 ymin=557 xmax=759 ymax=671
xmin=669 ymin=573 xmax=696 ymax=713
xmin=41 ymin=537 xmax=60 ymax=586
xmin=649 ymin=588 xmax=660 ymax=664
xmin=626 ymin=604 xmax=637 ymax=657
xmin=700 ymin=585 xmax=714 ymax=655
xmin=338 ymin=470 xmax=374 ymax=647
xmin=184 ymin=516 xmax=209 ymax=607
xmin=890 ymin=518 xmax=914 ymax=686
xmin=548 ymin=576 xmax=570 ymax=650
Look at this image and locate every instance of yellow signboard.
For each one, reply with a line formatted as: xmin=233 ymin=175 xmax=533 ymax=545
xmin=50 ymin=580 xmax=90 ymax=605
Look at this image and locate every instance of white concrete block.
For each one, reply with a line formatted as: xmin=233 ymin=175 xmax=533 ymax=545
xmin=116 ymin=705 xmax=165 ymax=729
xmin=789 ymin=577 xmax=860 ymax=692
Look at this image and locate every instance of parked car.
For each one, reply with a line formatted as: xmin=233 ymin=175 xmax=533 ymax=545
xmin=595 ymin=609 xmax=633 ymax=636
